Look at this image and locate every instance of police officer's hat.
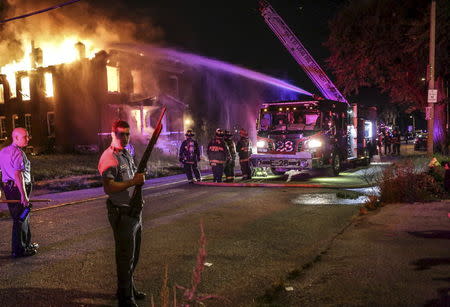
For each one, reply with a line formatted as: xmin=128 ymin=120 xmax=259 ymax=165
xmin=239 ymin=128 xmax=248 ymax=137
xmin=185 ymin=129 xmax=195 ymax=137
xmin=215 ymin=128 xmax=224 ymax=137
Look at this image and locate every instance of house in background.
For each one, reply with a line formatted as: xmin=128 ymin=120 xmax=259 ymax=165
xmin=0 ymin=43 xmax=190 ymax=155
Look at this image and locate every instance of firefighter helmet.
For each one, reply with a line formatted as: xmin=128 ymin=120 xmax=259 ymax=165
xmin=185 ymin=129 xmax=195 ymax=137
xmin=215 ymin=128 xmax=224 ymax=137
xmin=239 ymin=128 xmax=248 ymax=137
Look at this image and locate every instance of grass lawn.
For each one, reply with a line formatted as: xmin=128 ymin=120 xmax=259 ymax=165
xmin=29 ymin=153 xmax=184 ymax=194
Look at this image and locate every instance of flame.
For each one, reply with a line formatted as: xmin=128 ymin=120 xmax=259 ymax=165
xmin=39 ymin=37 xmax=99 ymax=66
xmin=20 ymin=76 xmax=31 ymax=101
xmin=0 ymin=37 xmax=101 ymax=99
xmin=106 ymin=66 xmax=120 ymax=93
xmin=44 ymin=72 xmax=54 ymax=98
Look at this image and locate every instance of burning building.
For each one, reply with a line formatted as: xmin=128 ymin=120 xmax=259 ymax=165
xmin=0 ymin=39 xmax=191 ymax=155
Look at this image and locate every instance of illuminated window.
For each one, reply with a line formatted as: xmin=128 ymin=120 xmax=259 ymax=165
xmin=0 ymin=116 xmax=6 ymax=140
xmin=0 ymin=84 xmax=4 ymax=103
xmin=47 ymin=112 xmax=55 ymax=137
xmin=25 ymin=114 xmax=32 ymax=135
xmin=6 ymin=73 xmax=16 ymax=98
xmin=44 ymin=72 xmax=54 ymax=98
xmin=131 ymin=70 xmax=143 ymax=94
xmin=12 ymin=114 xmax=19 ymax=129
xmin=106 ymin=66 xmax=120 ymax=93
xmin=131 ymin=109 xmax=142 ymax=133
xmin=21 ymin=76 xmax=30 ymax=101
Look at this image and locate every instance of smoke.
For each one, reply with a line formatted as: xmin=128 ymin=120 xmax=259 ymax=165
xmin=0 ymin=0 xmax=163 ymax=66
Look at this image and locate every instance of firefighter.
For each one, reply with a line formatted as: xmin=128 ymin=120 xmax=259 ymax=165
xmin=207 ymin=128 xmax=230 ymax=183
xmin=223 ymin=130 xmax=236 ymax=182
xmin=236 ymin=128 xmax=252 ymax=180
xmin=179 ymin=129 xmax=202 ymax=183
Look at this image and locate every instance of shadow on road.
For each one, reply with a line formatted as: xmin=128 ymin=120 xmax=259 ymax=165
xmin=411 ymin=257 xmax=450 ymax=271
xmin=0 ymin=287 xmax=113 ymax=307
xmin=408 ymin=230 xmax=450 ymax=240
xmin=424 ymin=287 xmax=450 ymax=307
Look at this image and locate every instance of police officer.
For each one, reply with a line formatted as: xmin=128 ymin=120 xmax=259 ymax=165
xmin=207 ymin=128 xmax=230 ymax=183
xmin=179 ymin=129 xmax=201 ymax=183
xmin=0 ymin=127 xmax=38 ymax=258
xmin=98 ymin=120 xmax=146 ymax=307
xmin=223 ymin=130 xmax=236 ymax=182
xmin=236 ymin=128 xmax=253 ymax=180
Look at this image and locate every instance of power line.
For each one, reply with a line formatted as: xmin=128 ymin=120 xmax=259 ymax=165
xmin=0 ymin=0 xmax=83 ymax=24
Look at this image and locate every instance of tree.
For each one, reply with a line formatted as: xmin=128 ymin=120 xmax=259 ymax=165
xmin=326 ymin=0 xmax=449 ymax=151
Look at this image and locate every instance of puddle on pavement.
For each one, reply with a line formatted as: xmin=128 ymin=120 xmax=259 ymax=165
xmin=292 ymin=187 xmax=380 ymax=206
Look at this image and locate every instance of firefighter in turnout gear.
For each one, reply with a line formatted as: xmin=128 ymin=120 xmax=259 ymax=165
xmin=207 ymin=128 xmax=230 ymax=183
xmin=179 ymin=130 xmax=202 ymax=183
xmin=236 ymin=128 xmax=252 ymax=180
xmin=223 ymin=130 xmax=236 ymax=182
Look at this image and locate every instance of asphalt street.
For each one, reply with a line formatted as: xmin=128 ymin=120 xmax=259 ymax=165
xmin=0 ymin=147 xmax=447 ymax=306
xmin=0 ymin=180 xmax=360 ymax=306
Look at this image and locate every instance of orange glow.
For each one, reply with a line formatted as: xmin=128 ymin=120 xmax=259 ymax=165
xmin=21 ymin=76 xmax=31 ymax=101
xmin=0 ymin=84 xmax=4 ymax=103
xmin=107 ymin=66 xmax=120 ymax=93
xmin=0 ymin=38 xmax=100 ymax=100
xmin=44 ymin=72 xmax=54 ymax=98
xmin=39 ymin=37 xmax=98 ymax=66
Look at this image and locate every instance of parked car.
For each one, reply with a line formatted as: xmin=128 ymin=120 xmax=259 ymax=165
xmin=414 ymin=133 xmax=428 ymax=151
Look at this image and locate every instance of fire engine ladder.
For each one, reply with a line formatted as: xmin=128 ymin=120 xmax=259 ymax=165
xmin=259 ymin=0 xmax=348 ymax=104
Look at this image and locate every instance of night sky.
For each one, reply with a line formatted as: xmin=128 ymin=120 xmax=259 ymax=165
xmin=134 ymin=0 xmax=387 ymax=106
xmin=124 ymin=0 xmax=362 ymax=100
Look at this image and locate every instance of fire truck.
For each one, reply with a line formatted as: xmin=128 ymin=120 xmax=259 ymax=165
xmin=251 ymin=99 xmax=376 ymax=175
xmin=250 ymin=1 xmax=377 ymax=175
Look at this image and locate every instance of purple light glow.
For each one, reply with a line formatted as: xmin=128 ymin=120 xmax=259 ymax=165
xmin=110 ymin=43 xmax=312 ymax=96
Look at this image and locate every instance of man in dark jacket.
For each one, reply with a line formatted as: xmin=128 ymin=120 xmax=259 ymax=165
xmin=223 ymin=130 xmax=236 ymax=182
xmin=179 ymin=130 xmax=202 ymax=183
xmin=207 ymin=128 xmax=230 ymax=183
xmin=236 ymin=128 xmax=252 ymax=180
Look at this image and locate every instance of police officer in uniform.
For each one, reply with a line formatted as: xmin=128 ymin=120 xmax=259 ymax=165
xmin=0 ymin=127 xmax=38 ymax=258
xmin=236 ymin=128 xmax=253 ymax=180
xmin=207 ymin=128 xmax=230 ymax=183
xmin=179 ymin=129 xmax=201 ymax=183
xmin=223 ymin=130 xmax=236 ymax=182
xmin=98 ymin=120 xmax=146 ymax=307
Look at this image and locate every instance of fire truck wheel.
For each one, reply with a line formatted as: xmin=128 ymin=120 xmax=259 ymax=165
xmin=332 ymin=153 xmax=341 ymax=176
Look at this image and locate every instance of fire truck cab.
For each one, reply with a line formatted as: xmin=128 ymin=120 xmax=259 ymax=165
xmin=250 ymin=99 xmax=376 ymax=176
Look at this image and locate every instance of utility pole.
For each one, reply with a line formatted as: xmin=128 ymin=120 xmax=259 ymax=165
xmin=427 ymin=0 xmax=436 ymax=154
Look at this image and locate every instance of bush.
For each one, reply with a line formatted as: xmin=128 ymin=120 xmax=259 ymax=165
xmin=378 ymin=159 xmax=444 ymax=203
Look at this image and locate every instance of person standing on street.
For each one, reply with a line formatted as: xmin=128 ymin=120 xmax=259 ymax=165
xmin=207 ymin=128 xmax=230 ymax=183
xmin=236 ymin=128 xmax=253 ymax=180
xmin=98 ymin=120 xmax=146 ymax=307
xmin=223 ymin=130 xmax=236 ymax=182
xmin=392 ymin=130 xmax=401 ymax=155
xmin=179 ymin=129 xmax=201 ymax=183
xmin=384 ymin=131 xmax=391 ymax=155
xmin=0 ymin=127 xmax=38 ymax=258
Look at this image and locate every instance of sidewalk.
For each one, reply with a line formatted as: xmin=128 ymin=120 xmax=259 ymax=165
xmin=282 ymin=201 xmax=450 ymax=306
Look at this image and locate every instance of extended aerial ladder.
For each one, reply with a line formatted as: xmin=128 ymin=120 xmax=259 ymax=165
xmin=258 ymin=0 xmax=348 ymax=104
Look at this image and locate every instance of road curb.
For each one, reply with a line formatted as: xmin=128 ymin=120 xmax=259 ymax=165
xmin=194 ymin=181 xmax=372 ymax=189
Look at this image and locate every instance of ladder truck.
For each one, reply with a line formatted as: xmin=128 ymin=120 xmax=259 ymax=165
xmin=250 ymin=1 xmax=377 ymax=176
